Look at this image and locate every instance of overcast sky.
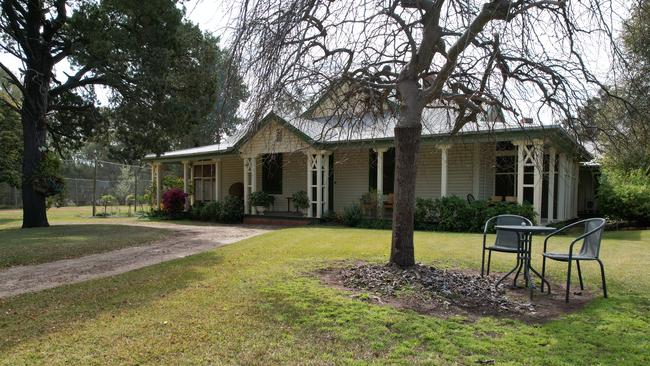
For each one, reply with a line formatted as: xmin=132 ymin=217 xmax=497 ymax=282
xmin=1 ymin=0 xmax=630 ymax=124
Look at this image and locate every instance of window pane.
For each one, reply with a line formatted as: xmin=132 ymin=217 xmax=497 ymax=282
xmin=368 ymin=150 xmax=377 ymax=190
xmin=523 ymin=187 xmax=534 ymax=204
xmin=203 ymin=180 xmax=213 ymax=201
xmin=496 ymin=156 xmax=516 ymax=173
xmin=202 ymin=165 xmax=213 ymax=177
xmin=194 ymin=180 xmax=201 ymax=201
xmin=524 ymin=165 xmax=534 ymax=184
xmin=496 ymin=141 xmax=516 ymax=151
xmin=383 ymin=148 xmax=395 ymax=194
xmin=193 ymin=165 xmax=202 ymax=177
xmin=262 ymin=153 xmax=282 ymax=194
xmin=495 ymin=174 xmax=516 ymax=196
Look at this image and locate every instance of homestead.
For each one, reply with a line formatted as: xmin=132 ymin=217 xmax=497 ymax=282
xmin=145 ymin=91 xmax=593 ymax=223
xmin=145 ymin=85 xmax=595 ymax=222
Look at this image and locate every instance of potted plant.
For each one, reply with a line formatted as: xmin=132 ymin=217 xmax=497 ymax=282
xmin=250 ymin=191 xmax=274 ymax=214
xmin=360 ymin=189 xmax=378 ymax=217
xmin=292 ymin=190 xmax=310 ymax=216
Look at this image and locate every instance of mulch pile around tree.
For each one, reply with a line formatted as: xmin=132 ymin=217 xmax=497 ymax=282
xmin=319 ymin=262 xmax=592 ymax=321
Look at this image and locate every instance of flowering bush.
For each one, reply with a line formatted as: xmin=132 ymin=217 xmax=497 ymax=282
xmin=162 ymin=188 xmax=188 ymax=215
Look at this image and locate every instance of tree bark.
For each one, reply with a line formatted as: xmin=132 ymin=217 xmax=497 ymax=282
xmin=21 ymin=55 xmax=52 ymax=228
xmin=390 ymin=122 xmax=422 ymax=267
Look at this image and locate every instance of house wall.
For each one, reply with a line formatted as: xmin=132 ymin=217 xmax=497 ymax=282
xmin=328 ymin=142 xmax=494 ymax=213
xmin=239 ymin=120 xmax=310 ymax=156
xmin=332 ymin=148 xmax=370 ymax=213
xmin=220 ymin=155 xmax=243 ymax=199
xmin=172 ymin=132 xmax=585 ymax=221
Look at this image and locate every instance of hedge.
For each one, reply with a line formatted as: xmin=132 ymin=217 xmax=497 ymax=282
xmin=189 ymin=196 xmax=245 ymax=223
xmin=598 ymin=168 xmax=650 ymax=226
xmin=341 ymin=196 xmax=536 ymax=232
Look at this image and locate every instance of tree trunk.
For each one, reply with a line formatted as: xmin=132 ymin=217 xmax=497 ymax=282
xmin=21 ymin=57 xmax=52 ymax=228
xmin=390 ymin=122 xmax=422 ymax=268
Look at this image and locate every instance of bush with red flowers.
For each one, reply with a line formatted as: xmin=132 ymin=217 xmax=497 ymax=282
xmin=162 ymin=188 xmax=188 ymax=216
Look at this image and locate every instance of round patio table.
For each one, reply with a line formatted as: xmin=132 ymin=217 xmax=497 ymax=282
xmin=494 ymin=225 xmax=557 ymax=299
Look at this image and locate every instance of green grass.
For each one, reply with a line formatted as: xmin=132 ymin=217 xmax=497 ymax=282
xmin=0 ymin=224 xmax=171 ymax=268
xmin=0 ymin=206 xmax=143 ymax=230
xmin=0 ymin=221 xmax=648 ymax=365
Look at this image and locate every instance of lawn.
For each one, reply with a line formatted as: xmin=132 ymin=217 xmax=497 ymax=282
xmin=0 ymin=207 xmax=171 ymax=268
xmin=0 ymin=224 xmax=171 ymax=269
xmin=0 ymin=223 xmax=648 ymax=364
xmin=0 ymin=206 xmax=143 ymax=230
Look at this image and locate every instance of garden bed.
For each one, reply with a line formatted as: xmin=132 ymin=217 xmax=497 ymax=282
xmin=319 ymin=262 xmax=594 ymax=322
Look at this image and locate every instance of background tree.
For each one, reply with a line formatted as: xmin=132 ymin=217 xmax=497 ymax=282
xmin=113 ymin=165 xmax=134 ymax=205
xmin=0 ymin=69 xmax=21 ymax=187
xmin=181 ymin=49 xmax=248 ymax=148
xmin=0 ymin=0 xmax=223 ymax=227
xmin=230 ymin=0 xmax=621 ymax=267
xmin=573 ymin=0 xmax=650 ymax=172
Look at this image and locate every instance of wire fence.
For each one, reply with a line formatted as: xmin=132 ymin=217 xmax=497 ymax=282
xmin=0 ymin=159 xmax=153 ymax=214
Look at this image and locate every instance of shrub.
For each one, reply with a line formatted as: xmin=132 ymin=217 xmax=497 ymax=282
xmin=190 ymin=201 xmax=204 ymax=219
xmin=292 ymin=190 xmax=310 ymax=210
xmin=162 ymin=175 xmax=184 ymax=190
xmin=411 ymin=196 xmax=536 ymax=233
xmin=250 ymin=191 xmax=274 ymax=208
xmin=220 ymin=196 xmax=244 ymax=223
xmin=162 ymin=188 xmax=187 ymax=215
xmin=358 ymin=218 xmax=392 ymax=230
xmin=99 ymin=194 xmax=116 ymax=215
xmin=414 ymin=198 xmax=437 ymax=230
xmin=599 ymin=168 xmax=650 ymax=225
xmin=342 ymin=204 xmax=363 ymax=227
xmin=200 ymin=201 xmax=222 ymax=221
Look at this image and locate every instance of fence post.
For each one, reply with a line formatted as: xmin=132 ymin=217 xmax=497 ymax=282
xmin=92 ymin=157 xmax=97 ymax=216
xmin=134 ymin=166 xmax=138 ymax=213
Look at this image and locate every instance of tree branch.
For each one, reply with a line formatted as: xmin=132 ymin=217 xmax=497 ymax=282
xmin=0 ymin=61 xmax=25 ymax=94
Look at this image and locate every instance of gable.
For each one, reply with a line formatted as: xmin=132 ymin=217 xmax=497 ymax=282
xmin=238 ymin=118 xmax=312 ymax=156
xmin=304 ymin=81 xmax=395 ymax=119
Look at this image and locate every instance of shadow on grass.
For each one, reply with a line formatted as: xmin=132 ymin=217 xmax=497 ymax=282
xmin=0 ymin=218 xmax=20 ymax=226
xmin=0 ymin=251 xmax=223 ymax=352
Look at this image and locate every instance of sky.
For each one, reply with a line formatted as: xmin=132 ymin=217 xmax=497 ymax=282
xmin=0 ymin=0 xmax=630 ymax=124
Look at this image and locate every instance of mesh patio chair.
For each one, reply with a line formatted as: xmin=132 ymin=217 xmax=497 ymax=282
xmin=481 ymin=214 xmax=533 ymax=277
xmin=542 ymin=218 xmax=607 ymax=303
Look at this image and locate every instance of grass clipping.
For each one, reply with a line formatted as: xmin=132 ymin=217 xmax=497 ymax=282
xmin=322 ymin=263 xmax=538 ymax=319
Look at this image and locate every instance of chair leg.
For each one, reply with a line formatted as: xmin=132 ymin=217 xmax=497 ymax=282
xmin=487 ymin=251 xmax=492 ymax=276
xmin=565 ymin=259 xmax=572 ymax=303
xmin=597 ymin=259 xmax=608 ymax=298
xmin=481 ymin=249 xmax=486 ymax=277
xmin=541 ymin=255 xmax=547 ymax=293
xmin=576 ymin=260 xmax=584 ymax=290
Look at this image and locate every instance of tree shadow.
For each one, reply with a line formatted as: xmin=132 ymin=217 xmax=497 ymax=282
xmin=0 ymin=218 xmax=20 ymax=226
xmin=0 ymin=251 xmax=223 ymax=352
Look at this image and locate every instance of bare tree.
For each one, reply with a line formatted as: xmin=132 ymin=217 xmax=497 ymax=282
xmin=229 ymin=0 xmax=622 ymax=267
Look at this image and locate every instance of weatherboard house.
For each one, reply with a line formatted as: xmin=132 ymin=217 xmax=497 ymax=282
xmin=144 ymin=90 xmax=596 ymax=223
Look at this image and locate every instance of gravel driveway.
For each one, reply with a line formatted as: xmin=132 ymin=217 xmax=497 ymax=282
xmin=0 ymin=222 xmax=273 ymax=298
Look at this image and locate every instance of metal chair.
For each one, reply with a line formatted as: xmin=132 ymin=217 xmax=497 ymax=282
xmin=481 ymin=214 xmax=532 ymax=277
xmin=542 ymin=218 xmax=607 ymax=303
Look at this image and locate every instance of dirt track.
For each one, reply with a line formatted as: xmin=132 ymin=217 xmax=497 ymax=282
xmin=0 ymin=222 xmax=272 ymax=298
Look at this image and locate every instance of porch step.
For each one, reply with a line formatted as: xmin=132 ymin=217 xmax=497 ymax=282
xmin=243 ymin=214 xmax=314 ymax=226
